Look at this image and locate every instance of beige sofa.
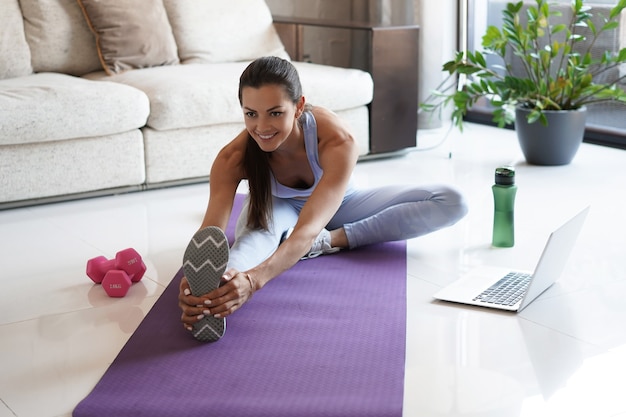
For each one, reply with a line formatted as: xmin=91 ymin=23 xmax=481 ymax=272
xmin=0 ymin=0 xmax=374 ymax=208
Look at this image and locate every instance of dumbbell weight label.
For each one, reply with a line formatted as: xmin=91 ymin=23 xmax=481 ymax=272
xmin=102 ymin=270 xmax=132 ymax=297
xmin=121 ymin=251 xmax=147 ymax=282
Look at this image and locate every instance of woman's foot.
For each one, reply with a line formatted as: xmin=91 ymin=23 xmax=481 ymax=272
xmin=281 ymin=228 xmax=342 ymax=259
xmin=182 ymin=226 xmax=229 ymax=342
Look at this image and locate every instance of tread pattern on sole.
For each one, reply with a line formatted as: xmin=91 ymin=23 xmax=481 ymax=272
xmin=182 ymin=226 xmax=229 ymax=342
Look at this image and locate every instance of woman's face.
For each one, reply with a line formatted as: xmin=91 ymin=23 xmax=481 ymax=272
xmin=241 ymin=84 xmax=304 ymax=152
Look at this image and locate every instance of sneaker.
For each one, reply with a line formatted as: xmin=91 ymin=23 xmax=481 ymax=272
xmin=281 ymin=227 xmax=341 ymax=260
xmin=183 ymin=226 xmax=229 ymax=342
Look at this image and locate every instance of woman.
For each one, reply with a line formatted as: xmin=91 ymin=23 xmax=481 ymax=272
xmin=179 ymin=56 xmax=468 ymax=342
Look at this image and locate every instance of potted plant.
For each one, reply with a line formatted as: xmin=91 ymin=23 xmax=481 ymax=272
xmin=422 ymin=0 xmax=626 ymax=165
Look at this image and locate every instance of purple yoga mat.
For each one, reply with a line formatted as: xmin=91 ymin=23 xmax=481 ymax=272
xmin=74 ymin=195 xmax=406 ymax=417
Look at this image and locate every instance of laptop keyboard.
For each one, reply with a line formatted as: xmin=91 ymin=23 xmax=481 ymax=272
xmin=473 ymin=272 xmax=532 ymax=306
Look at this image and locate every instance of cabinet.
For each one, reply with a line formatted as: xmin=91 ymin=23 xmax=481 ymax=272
xmin=273 ymin=16 xmax=419 ymax=155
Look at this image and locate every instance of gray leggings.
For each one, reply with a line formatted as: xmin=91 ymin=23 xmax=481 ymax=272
xmin=228 ymin=184 xmax=468 ymax=271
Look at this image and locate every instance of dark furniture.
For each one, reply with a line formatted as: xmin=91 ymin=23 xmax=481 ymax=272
xmin=273 ymin=16 xmax=419 ymax=155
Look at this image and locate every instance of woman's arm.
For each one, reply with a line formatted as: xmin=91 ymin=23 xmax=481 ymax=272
xmin=178 ymin=131 xmax=248 ymax=327
xmin=199 ymin=131 xmax=248 ymax=230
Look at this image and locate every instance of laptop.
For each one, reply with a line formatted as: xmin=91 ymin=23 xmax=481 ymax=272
xmin=433 ymin=206 xmax=590 ymax=312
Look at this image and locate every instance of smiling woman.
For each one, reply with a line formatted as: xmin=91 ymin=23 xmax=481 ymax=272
xmin=177 ymin=56 xmax=469 ymax=342
xmin=242 ymin=85 xmax=304 ymax=150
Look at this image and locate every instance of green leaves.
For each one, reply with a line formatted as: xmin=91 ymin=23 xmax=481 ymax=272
xmin=420 ymin=0 xmax=626 ymax=128
xmin=609 ymin=0 xmax=626 ymax=20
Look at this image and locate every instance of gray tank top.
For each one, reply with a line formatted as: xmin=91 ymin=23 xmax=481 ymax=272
xmin=270 ymin=111 xmax=355 ymax=199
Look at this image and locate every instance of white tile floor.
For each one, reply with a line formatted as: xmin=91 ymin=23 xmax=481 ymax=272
xmin=1 ymin=123 xmax=625 ymax=417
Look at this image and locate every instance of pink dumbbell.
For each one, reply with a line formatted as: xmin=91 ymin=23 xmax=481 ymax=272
xmin=86 ymin=248 xmax=146 ymax=297
xmin=86 ymin=248 xmax=146 ymax=284
xmin=101 ymin=270 xmax=132 ymax=298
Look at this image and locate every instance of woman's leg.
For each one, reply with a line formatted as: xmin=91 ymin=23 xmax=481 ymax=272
xmin=227 ymin=195 xmax=300 ymax=271
xmin=328 ymin=184 xmax=468 ymax=248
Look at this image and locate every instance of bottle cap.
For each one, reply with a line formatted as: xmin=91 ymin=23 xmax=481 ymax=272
xmin=495 ymin=166 xmax=515 ymax=185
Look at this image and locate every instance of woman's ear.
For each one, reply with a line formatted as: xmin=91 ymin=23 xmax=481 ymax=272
xmin=295 ymin=96 xmax=306 ymax=118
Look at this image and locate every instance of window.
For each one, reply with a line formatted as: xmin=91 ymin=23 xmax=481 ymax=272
xmin=466 ymin=0 xmax=626 ymax=149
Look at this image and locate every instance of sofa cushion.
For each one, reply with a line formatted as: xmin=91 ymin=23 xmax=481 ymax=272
xmin=85 ymin=63 xmax=248 ymax=130
xmin=143 ymin=125 xmax=242 ymax=184
xmin=84 ymin=62 xmax=373 ymax=131
xmin=19 ymin=0 xmax=102 ymax=76
xmin=1 ymin=130 xmax=145 ymax=203
xmin=0 ymin=0 xmax=33 ymax=79
xmin=163 ymin=0 xmax=289 ymax=64
xmin=76 ymin=0 xmax=179 ymax=75
xmin=0 ymin=73 xmax=149 ymax=145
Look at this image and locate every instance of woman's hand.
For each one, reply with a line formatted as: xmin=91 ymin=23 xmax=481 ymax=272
xmin=178 ymin=269 xmax=256 ymax=331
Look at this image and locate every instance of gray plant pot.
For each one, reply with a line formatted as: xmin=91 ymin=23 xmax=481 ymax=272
xmin=515 ymin=106 xmax=587 ymax=166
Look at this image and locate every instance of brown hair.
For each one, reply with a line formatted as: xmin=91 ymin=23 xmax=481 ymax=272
xmin=238 ymin=56 xmax=304 ymax=230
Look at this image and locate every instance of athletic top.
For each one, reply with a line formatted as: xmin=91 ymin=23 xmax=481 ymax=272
xmin=271 ymin=111 xmax=354 ymax=199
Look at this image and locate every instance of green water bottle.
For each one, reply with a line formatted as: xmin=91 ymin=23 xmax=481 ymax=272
xmin=492 ymin=166 xmax=517 ymax=247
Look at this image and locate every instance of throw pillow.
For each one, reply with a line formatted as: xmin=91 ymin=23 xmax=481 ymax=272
xmin=163 ymin=0 xmax=290 ymax=64
xmin=0 ymin=0 xmax=33 ymax=79
xmin=19 ymin=0 xmax=102 ymax=76
xmin=76 ymin=0 xmax=179 ymax=75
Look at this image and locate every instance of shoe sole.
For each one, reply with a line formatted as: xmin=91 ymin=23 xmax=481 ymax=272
xmin=182 ymin=226 xmax=229 ymax=342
